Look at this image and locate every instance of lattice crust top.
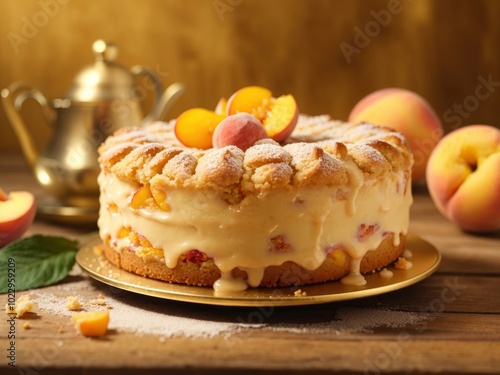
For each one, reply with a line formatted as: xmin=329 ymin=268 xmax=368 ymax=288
xmin=98 ymin=115 xmax=413 ymax=196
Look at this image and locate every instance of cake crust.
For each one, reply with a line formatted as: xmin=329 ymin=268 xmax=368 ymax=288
xmin=102 ymin=234 xmax=405 ymax=288
xmin=98 ymin=116 xmax=412 ymax=200
xmin=97 ymin=115 xmax=413 ymax=290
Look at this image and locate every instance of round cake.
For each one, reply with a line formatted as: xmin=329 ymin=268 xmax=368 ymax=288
xmin=97 ymin=109 xmax=413 ymax=292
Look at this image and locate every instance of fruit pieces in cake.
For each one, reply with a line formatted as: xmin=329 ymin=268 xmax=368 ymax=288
xmin=130 ymin=185 xmax=170 ymax=212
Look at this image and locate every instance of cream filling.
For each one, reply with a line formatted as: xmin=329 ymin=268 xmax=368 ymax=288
xmin=98 ymin=169 xmax=412 ymax=292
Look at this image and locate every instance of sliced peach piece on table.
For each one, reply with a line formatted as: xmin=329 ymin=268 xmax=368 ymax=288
xmin=0 ymin=189 xmax=36 ymax=247
xmin=72 ymin=311 xmax=110 ymax=337
xmin=175 ymin=108 xmax=225 ymax=149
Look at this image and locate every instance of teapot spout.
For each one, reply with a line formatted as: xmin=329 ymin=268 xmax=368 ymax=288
xmin=130 ymin=64 xmax=185 ymax=126
xmin=1 ymin=82 xmax=54 ymax=167
xmin=142 ymin=82 xmax=186 ymax=126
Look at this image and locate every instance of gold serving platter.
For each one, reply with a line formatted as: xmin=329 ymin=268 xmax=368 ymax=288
xmin=76 ymin=233 xmax=441 ymax=307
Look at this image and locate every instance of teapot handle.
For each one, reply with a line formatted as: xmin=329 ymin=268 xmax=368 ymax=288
xmin=130 ymin=65 xmax=185 ymax=125
xmin=1 ymin=82 xmax=55 ymax=167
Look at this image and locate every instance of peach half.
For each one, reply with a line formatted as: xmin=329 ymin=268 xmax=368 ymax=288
xmin=0 ymin=189 xmax=36 ymax=247
xmin=426 ymin=125 xmax=500 ymax=233
xmin=348 ymin=88 xmax=443 ymax=182
xmin=175 ymin=108 xmax=225 ymax=150
xmin=226 ymin=86 xmax=299 ymax=142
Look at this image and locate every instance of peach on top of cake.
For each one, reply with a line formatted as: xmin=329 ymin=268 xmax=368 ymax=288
xmin=96 ymin=85 xmax=414 ymax=291
xmin=174 ymin=86 xmax=299 ymax=150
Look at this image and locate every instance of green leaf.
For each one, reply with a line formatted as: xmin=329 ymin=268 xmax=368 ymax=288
xmin=0 ymin=235 xmax=79 ymax=293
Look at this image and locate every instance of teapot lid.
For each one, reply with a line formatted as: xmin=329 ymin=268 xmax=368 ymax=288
xmin=65 ymin=40 xmax=135 ymax=102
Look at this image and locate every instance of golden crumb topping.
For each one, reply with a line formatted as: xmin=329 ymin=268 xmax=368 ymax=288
xmin=98 ymin=115 xmax=413 ymax=197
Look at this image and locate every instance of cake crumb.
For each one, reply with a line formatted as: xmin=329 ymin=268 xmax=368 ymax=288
xmin=294 ymin=289 xmax=307 ymax=297
xmin=98 ymin=294 xmax=105 ymax=299
xmin=379 ymin=268 xmax=394 ymax=279
xmin=5 ymin=294 xmax=35 ymax=318
xmin=65 ymin=296 xmax=82 ymax=311
xmin=91 ymin=298 xmax=106 ymax=306
xmin=23 ymin=322 xmax=30 ymax=330
xmin=395 ymin=257 xmax=413 ymax=270
xmin=93 ymin=245 xmax=104 ymax=256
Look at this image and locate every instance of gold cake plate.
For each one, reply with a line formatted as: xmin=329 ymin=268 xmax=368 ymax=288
xmin=76 ymin=233 xmax=440 ymax=307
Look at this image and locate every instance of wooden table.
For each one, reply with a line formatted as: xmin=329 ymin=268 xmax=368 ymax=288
xmin=1 ymin=154 xmax=499 ymax=375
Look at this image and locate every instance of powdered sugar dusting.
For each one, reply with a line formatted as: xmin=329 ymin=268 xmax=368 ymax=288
xmin=29 ymin=276 xmax=428 ymax=339
xmin=245 ymin=143 xmax=292 ymax=167
xmin=267 ymin=307 xmax=426 ymax=335
xmin=347 ymin=143 xmax=387 ymax=164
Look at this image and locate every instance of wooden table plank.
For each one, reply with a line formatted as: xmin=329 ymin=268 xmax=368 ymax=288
xmin=1 ymin=154 xmax=499 ymax=374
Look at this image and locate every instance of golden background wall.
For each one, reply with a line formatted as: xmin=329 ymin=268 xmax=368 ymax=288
xmin=1 ymin=0 xmax=499 ymax=154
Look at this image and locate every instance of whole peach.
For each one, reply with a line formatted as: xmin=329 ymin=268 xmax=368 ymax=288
xmin=348 ymin=88 xmax=443 ymax=181
xmin=426 ymin=125 xmax=500 ymax=233
xmin=212 ymin=113 xmax=268 ymax=151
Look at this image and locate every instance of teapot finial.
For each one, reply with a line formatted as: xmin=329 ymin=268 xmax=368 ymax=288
xmin=92 ymin=40 xmax=118 ymax=62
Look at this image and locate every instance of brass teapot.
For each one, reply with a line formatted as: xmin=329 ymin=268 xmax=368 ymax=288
xmin=2 ymin=40 xmax=185 ymax=209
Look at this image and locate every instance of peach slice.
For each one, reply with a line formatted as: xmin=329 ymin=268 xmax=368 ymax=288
xmin=226 ymin=86 xmax=299 ymax=142
xmin=150 ymin=185 xmax=170 ymax=211
xmin=0 ymin=189 xmax=36 ymax=247
xmin=0 ymin=188 xmax=7 ymax=201
xmin=130 ymin=185 xmax=154 ymax=210
xmin=226 ymin=86 xmax=272 ymax=117
xmin=130 ymin=185 xmax=169 ymax=212
xmin=117 ymin=226 xmax=131 ymax=239
xmin=215 ymin=97 xmax=228 ymax=116
xmin=72 ymin=311 xmax=110 ymax=337
xmin=212 ymin=113 xmax=268 ymax=151
xmin=263 ymin=94 xmax=299 ymax=142
xmin=175 ymin=108 xmax=225 ymax=149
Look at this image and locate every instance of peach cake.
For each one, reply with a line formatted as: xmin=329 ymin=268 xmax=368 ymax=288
xmin=97 ymin=104 xmax=414 ymax=292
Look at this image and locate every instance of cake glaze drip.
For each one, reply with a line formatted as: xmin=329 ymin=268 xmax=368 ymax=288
xmin=98 ymin=165 xmax=412 ymax=291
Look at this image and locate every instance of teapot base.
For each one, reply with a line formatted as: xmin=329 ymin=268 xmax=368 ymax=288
xmin=37 ymin=196 xmax=98 ymax=226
